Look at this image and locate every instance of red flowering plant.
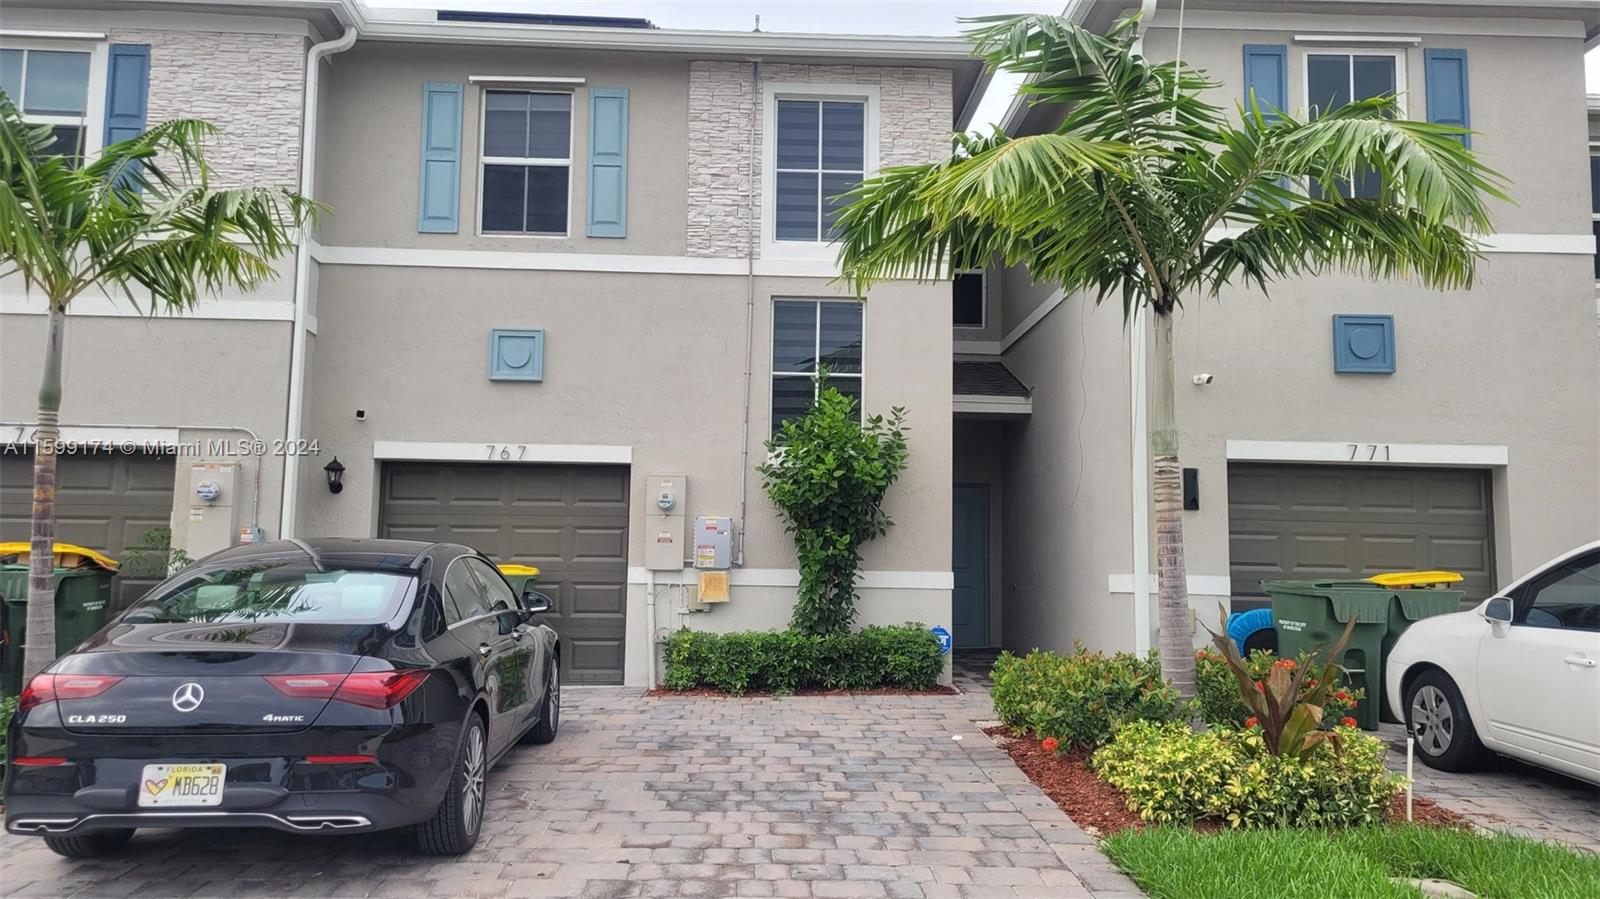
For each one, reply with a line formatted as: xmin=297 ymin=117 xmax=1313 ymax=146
xmin=1195 ymin=646 xmax=1364 ymax=730
xmin=1203 ymin=609 xmax=1360 ymax=759
xmin=1041 ymin=737 xmax=1060 ymax=753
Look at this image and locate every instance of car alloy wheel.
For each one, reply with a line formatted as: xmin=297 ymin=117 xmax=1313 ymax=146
xmin=462 ymin=722 xmax=486 ymax=835
xmin=547 ymin=661 xmax=560 ymax=732
xmin=1411 ymin=683 xmax=1455 ymax=756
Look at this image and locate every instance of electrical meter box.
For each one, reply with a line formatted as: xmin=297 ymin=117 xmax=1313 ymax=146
xmin=644 ymin=474 xmax=687 ymax=570
xmin=185 ymin=462 xmax=240 ymax=560
xmin=694 ymin=516 xmax=733 ymax=570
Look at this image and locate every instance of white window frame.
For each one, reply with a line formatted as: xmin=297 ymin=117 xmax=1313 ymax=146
xmin=952 ymin=269 xmax=986 ymax=330
xmin=761 ymin=82 xmax=880 ymax=262
xmin=1300 ymin=47 xmax=1408 ymax=119
xmin=770 ymin=298 xmax=866 ymax=432
xmin=0 ymin=38 xmax=108 ymax=160
xmin=1590 ymin=147 xmax=1600 ymax=286
xmin=475 ymin=87 xmax=574 ymax=239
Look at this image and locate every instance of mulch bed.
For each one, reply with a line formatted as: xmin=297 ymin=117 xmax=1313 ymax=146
xmin=985 ymin=725 xmax=1471 ymax=836
xmin=648 ymin=684 xmax=960 ymax=698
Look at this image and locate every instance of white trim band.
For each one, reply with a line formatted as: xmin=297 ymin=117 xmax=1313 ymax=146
xmin=372 ymin=441 xmax=632 ymax=464
xmin=311 ymin=242 xmax=873 ymax=280
xmin=1 ymin=425 xmax=180 ymax=447
xmin=468 ymin=75 xmax=586 ymax=85
xmin=952 ymin=394 xmax=1032 ymax=416
xmin=0 ymin=29 xmax=107 ymax=40
xmin=631 ymin=567 xmax=954 ymax=591
xmin=1109 ymin=573 xmax=1232 ymax=597
xmin=1 ymin=295 xmax=295 ymax=322
xmin=1226 ymin=439 xmax=1509 ymax=467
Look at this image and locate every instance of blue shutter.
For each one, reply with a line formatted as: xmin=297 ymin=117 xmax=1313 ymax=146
xmin=1424 ymin=49 xmax=1471 ymax=148
xmin=586 ymin=88 xmax=628 ymax=238
xmin=417 ymin=82 xmax=463 ymax=233
xmin=103 ymin=44 xmax=150 ymax=146
xmin=1242 ymin=44 xmax=1287 ymax=119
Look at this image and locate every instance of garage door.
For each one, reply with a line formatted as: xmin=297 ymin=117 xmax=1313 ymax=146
xmin=1228 ymin=463 xmax=1495 ymax=610
xmin=379 ymin=462 xmax=629 ymax=685
xmin=1 ymin=450 xmax=177 ymax=610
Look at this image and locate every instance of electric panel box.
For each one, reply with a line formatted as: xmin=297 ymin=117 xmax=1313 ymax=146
xmin=694 ymin=516 xmax=734 ymax=570
xmin=644 ymin=474 xmax=687 ymax=570
xmin=185 ymin=462 xmax=240 ymax=560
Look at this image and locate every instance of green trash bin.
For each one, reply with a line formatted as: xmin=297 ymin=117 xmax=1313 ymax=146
xmin=1263 ymin=579 xmax=1392 ymax=730
xmin=0 ymin=565 xmax=115 ymax=696
xmin=1263 ymin=578 xmax=1462 ymax=730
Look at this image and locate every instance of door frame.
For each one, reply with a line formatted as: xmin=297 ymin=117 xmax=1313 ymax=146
xmin=952 ymin=481 xmax=991 ymax=649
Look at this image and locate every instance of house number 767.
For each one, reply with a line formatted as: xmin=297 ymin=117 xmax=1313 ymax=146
xmin=486 ymin=444 xmax=527 ymax=460
xmin=1348 ymin=443 xmax=1391 ymax=461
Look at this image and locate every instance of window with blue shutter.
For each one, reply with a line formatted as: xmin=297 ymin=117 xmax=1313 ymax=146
xmin=417 ymin=82 xmax=463 ymax=233
xmin=587 ymin=88 xmax=628 ymax=238
xmin=1242 ymin=44 xmax=1287 ymax=119
xmin=1424 ymin=49 xmax=1471 ymax=147
xmin=103 ymin=44 xmax=149 ymax=146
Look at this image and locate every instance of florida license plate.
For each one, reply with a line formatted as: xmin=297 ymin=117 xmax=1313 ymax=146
xmin=138 ymin=763 xmax=226 ymax=807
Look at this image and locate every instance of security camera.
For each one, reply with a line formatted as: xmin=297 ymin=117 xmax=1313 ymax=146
xmin=1192 ymin=373 xmax=1214 ymax=385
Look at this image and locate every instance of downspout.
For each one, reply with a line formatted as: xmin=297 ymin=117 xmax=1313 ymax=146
xmin=1129 ymin=0 xmax=1158 ymax=654
xmin=280 ymin=25 xmax=357 ymax=540
xmin=735 ymin=57 xmax=761 ymax=567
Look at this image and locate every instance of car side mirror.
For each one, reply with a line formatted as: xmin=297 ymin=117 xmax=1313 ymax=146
xmin=1484 ymin=596 xmax=1512 ymax=636
xmin=523 ymin=590 xmax=552 ymax=614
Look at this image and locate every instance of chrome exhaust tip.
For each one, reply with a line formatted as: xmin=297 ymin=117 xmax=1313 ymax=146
xmin=283 ymin=815 xmax=371 ymax=830
xmin=9 ymin=817 xmax=81 ymax=834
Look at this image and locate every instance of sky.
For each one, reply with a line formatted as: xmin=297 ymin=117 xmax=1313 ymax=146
xmin=374 ymin=0 xmax=1600 ymax=133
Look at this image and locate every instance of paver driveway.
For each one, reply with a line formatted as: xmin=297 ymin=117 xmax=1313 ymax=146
xmin=0 ymin=685 xmax=1143 ymax=898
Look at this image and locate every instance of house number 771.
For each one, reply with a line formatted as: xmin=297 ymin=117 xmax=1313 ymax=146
xmin=1348 ymin=444 xmax=1391 ymax=461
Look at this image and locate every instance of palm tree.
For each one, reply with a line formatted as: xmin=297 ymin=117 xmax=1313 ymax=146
xmin=0 ymin=98 xmax=314 ymax=679
xmin=833 ymin=14 xmax=1506 ymax=696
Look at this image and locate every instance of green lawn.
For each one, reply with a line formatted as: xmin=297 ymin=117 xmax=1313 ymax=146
xmin=1102 ymin=825 xmax=1600 ymax=899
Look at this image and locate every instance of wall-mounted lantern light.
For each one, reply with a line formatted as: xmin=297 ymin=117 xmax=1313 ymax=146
xmin=324 ymin=456 xmax=345 ymax=494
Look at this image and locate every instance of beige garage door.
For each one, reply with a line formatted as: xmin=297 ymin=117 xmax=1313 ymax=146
xmin=379 ymin=462 xmax=630 ymax=685
xmin=1228 ymin=463 xmax=1495 ymax=610
xmin=1 ymin=450 xmax=177 ymax=610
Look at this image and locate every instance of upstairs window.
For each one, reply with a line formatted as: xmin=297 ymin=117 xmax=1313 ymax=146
xmin=0 ymin=47 xmax=93 ymax=159
xmin=1305 ymin=52 xmax=1401 ymax=199
xmin=953 ymin=272 xmax=985 ymax=328
xmin=771 ymin=299 xmax=863 ymax=432
xmin=1590 ymin=153 xmax=1599 ymax=280
xmin=774 ymin=97 xmax=866 ymax=242
xmin=480 ymin=90 xmax=571 ymax=235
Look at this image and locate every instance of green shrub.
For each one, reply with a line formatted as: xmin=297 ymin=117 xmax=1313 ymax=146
xmin=989 ymin=645 xmax=1186 ymax=749
xmin=661 ymin=625 xmax=941 ymax=694
xmin=1195 ymin=648 xmax=1362 ymax=729
xmin=1092 ymin=720 xmax=1403 ymax=829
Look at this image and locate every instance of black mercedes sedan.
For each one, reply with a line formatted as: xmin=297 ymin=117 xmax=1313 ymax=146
xmin=3 ymin=538 xmax=561 ymax=858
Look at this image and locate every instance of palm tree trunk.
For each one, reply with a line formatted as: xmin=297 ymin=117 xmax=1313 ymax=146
xmin=23 ymin=304 xmax=66 ymax=680
xmin=1151 ymin=309 xmax=1195 ymax=697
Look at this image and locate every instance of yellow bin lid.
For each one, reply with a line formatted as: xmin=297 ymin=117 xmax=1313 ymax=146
xmin=1367 ymin=570 xmax=1463 ymax=588
xmin=0 ymin=541 xmax=120 ymax=571
xmin=497 ymin=563 xmax=540 ymax=577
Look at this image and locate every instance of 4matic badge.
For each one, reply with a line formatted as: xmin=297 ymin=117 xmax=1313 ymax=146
xmin=262 ymin=713 xmax=306 ymax=723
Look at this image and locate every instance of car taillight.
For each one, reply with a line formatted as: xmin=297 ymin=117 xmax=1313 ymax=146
xmin=17 ymin=674 xmax=123 ymax=710
xmin=304 ymin=755 xmax=378 ymax=765
xmin=262 ymin=674 xmax=342 ymax=700
xmin=263 ymin=670 xmax=427 ymax=709
xmin=11 ymin=757 xmax=68 ymax=766
xmin=334 ymin=671 xmax=429 ymax=709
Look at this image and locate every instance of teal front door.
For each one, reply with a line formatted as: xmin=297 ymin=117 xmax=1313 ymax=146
xmin=952 ymin=484 xmax=989 ymax=648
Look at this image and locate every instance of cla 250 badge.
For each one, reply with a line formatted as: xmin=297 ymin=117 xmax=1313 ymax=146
xmin=66 ymin=714 xmax=127 ymax=724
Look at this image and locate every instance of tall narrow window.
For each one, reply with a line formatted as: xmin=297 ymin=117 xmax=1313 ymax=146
xmin=771 ymin=299 xmax=863 ymax=431
xmin=480 ymin=90 xmax=571 ymax=235
xmin=1590 ymin=154 xmax=1599 ymax=281
xmin=0 ymin=48 xmax=92 ymax=159
xmin=952 ymin=272 xmax=985 ymax=328
xmin=774 ymin=98 xmax=865 ymax=242
xmin=1306 ymin=52 xmax=1398 ymax=199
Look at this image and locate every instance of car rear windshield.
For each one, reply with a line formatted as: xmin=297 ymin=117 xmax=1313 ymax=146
xmin=123 ymin=562 xmax=414 ymax=625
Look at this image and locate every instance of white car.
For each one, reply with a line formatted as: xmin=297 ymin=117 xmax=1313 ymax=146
xmin=1386 ymin=541 xmax=1600 ymax=784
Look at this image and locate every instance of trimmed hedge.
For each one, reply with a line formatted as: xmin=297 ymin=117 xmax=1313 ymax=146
xmin=1093 ymin=720 xmax=1403 ymax=829
xmin=990 ymin=646 xmax=1186 ymax=749
xmin=661 ymin=625 xmax=943 ymax=694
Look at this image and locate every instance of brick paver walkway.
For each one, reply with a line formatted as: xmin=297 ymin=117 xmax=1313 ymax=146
xmin=0 ymin=684 xmax=1144 ymax=898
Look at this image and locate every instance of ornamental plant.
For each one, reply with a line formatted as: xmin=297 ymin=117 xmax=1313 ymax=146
xmin=1195 ymin=646 xmax=1362 ymax=729
xmin=990 ymin=645 xmax=1186 ymax=749
xmin=759 ymin=373 xmax=909 ymax=636
xmin=1204 ymin=609 xmax=1360 ymax=759
xmin=660 ymin=625 xmax=940 ymax=694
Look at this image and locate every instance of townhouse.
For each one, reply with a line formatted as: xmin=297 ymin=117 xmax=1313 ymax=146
xmin=0 ymin=0 xmax=984 ymax=686
xmin=951 ymin=0 xmax=1600 ymax=656
xmin=2 ymin=0 xmax=1596 ymax=688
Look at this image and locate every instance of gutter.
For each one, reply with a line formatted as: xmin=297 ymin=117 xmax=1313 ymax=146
xmin=1129 ymin=0 xmax=1158 ymax=655
xmin=279 ymin=24 xmax=357 ymax=539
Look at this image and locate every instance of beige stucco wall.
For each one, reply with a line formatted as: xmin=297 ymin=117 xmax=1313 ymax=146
xmin=314 ymin=43 xmax=691 ymax=255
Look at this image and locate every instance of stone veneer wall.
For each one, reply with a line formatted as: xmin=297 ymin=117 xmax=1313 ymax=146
xmin=110 ymin=29 xmax=306 ymax=187
xmin=685 ymin=62 xmax=953 ymax=258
